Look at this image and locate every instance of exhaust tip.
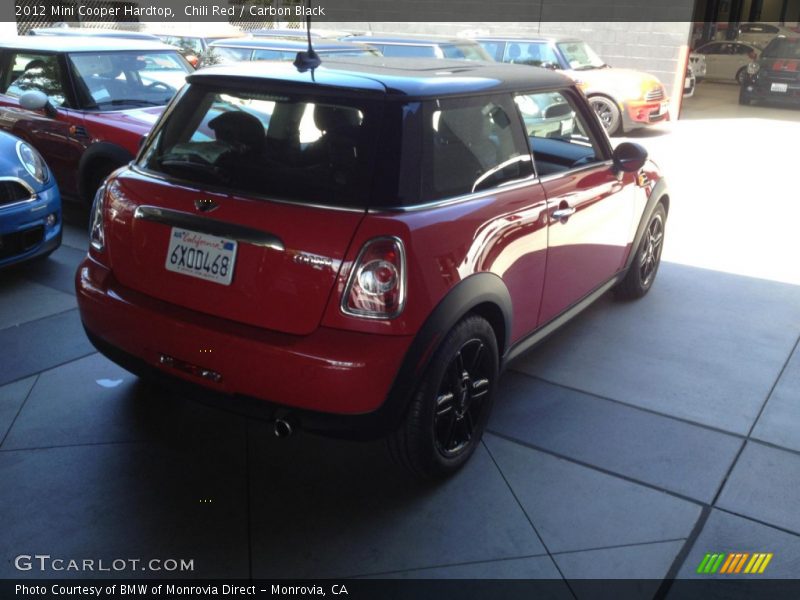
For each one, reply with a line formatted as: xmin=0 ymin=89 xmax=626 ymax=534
xmin=273 ymin=418 xmax=293 ymax=438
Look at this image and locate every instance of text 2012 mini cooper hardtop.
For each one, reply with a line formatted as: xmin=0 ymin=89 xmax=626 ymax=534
xmin=76 ymin=57 xmax=670 ymax=478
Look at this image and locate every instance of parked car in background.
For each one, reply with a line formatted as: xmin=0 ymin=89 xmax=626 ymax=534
xmin=740 ymin=35 xmax=800 ymax=106
xmin=737 ymin=23 xmax=797 ymax=49
xmin=0 ymin=37 xmax=193 ymax=201
xmin=28 ymin=27 xmax=162 ymax=42
xmin=154 ymin=31 xmax=243 ymax=67
xmin=77 ymin=57 xmax=669 ymax=478
xmin=250 ymin=28 xmax=319 ymax=38
xmin=475 ymin=36 xmax=668 ymax=135
xmin=694 ymin=41 xmax=760 ymax=84
xmin=198 ymin=37 xmax=380 ymax=67
xmin=344 ymin=33 xmax=492 ymax=60
xmin=0 ymin=130 xmax=61 ymax=268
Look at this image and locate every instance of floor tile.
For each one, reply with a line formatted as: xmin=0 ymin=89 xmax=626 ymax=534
xmin=674 ymin=509 xmax=800 ymax=581
xmin=752 ymin=343 xmax=800 ymax=453
xmin=0 ymin=309 xmax=95 ymax=386
xmin=0 ymin=438 xmax=248 ymax=578
xmin=248 ymin=430 xmax=544 ymax=578
xmin=0 ymin=278 xmax=75 ymax=330
xmin=554 ymin=540 xmax=684 ymax=579
xmin=484 ymin=434 xmax=702 ymax=553
xmin=511 ymin=263 xmax=800 ymax=434
xmin=1 ymin=354 xmax=199 ymax=449
xmin=717 ymin=442 xmax=800 ymax=535
xmin=362 ymin=555 xmax=561 ymax=579
xmin=490 ymin=372 xmax=741 ymax=502
xmin=0 ymin=377 xmax=36 ymax=445
xmin=24 ymin=244 xmax=87 ymax=296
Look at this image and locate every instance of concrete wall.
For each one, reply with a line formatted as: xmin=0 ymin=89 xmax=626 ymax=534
xmin=319 ymin=21 xmax=693 ymax=100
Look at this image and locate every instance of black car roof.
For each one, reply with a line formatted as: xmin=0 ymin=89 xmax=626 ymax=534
xmin=0 ymin=36 xmax=177 ymax=52
xmin=345 ymin=34 xmax=482 ymax=46
xmin=189 ymin=56 xmax=572 ymax=98
xmin=208 ymin=37 xmax=368 ymax=51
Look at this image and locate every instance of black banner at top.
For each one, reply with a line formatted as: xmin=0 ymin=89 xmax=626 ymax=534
xmin=8 ymin=0 xmax=697 ymax=23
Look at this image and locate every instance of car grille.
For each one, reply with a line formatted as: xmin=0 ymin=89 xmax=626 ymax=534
xmin=0 ymin=226 xmax=44 ymax=260
xmin=0 ymin=180 xmax=33 ymax=207
xmin=645 ymin=87 xmax=665 ymax=102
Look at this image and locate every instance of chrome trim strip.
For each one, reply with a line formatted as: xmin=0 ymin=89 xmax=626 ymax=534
xmin=370 ymin=176 xmax=541 ymax=214
xmin=0 ymin=176 xmax=38 ymax=210
xmin=133 ymin=205 xmax=285 ymax=251
xmin=129 ymin=166 xmax=367 ymax=214
xmin=538 ymin=160 xmax=615 ymax=185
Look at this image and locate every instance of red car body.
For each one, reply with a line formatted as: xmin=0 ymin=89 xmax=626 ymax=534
xmin=0 ymin=37 xmax=191 ymax=200
xmin=76 ymin=59 xmax=669 ymax=473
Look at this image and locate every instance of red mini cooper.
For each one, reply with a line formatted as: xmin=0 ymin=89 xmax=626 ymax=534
xmin=76 ymin=57 xmax=669 ymax=478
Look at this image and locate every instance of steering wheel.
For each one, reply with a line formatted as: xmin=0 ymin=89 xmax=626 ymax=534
xmin=145 ymin=81 xmax=175 ymax=94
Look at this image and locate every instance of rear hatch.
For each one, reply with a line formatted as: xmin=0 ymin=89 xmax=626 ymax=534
xmin=759 ymin=38 xmax=800 ymax=88
xmin=106 ymin=78 xmax=385 ymax=336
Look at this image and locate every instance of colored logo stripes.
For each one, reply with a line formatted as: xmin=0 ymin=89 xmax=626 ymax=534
xmin=696 ymin=552 xmax=773 ymax=574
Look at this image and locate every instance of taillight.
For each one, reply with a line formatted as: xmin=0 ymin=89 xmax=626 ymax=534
xmin=89 ymin=183 xmax=106 ymax=252
xmin=341 ymin=237 xmax=406 ymax=319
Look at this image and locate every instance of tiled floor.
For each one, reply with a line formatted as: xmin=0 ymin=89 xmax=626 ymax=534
xmin=1 ymin=83 xmax=799 ymax=593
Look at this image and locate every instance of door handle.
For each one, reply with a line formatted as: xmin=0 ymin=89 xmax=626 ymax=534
xmin=552 ymin=207 xmax=576 ymax=220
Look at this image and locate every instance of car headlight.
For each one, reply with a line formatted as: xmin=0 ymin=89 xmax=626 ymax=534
xmin=747 ymin=62 xmax=760 ymax=75
xmin=16 ymin=141 xmax=48 ymax=184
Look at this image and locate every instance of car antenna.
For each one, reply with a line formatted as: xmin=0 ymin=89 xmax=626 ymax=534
xmin=293 ymin=6 xmax=321 ymax=73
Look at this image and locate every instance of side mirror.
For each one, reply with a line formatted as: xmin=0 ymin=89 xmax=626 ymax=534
xmin=612 ymin=142 xmax=648 ymax=173
xmin=19 ymin=90 xmax=56 ymax=117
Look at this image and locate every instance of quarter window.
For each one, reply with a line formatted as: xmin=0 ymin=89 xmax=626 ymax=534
xmin=515 ymin=90 xmax=604 ymax=176
xmin=422 ymin=96 xmax=533 ymax=200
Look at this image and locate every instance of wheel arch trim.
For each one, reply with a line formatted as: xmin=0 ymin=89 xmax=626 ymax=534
xmin=77 ymin=141 xmax=134 ymax=200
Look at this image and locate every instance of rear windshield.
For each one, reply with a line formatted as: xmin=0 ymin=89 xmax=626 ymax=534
xmin=139 ymin=85 xmax=382 ymax=208
xmin=762 ymin=38 xmax=800 ymax=59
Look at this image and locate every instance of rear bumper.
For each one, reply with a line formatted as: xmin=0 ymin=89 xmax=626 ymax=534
xmin=76 ymin=256 xmax=414 ymax=436
xmin=742 ymin=80 xmax=800 ymax=104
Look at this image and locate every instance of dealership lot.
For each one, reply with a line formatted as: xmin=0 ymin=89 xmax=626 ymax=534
xmin=1 ymin=81 xmax=799 ymax=590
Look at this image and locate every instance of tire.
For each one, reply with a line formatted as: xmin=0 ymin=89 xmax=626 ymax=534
xmin=589 ymin=95 xmax=622 ymax=136
xmin=388 ymin=315 xmax=499 ymax=479
xmin=82 ymin=159 xmax=117 ymax=203
xmin=614 ymin=203 xmax=667 ymax=300
xmin=736 ymin=67 xmax=748 ymax=85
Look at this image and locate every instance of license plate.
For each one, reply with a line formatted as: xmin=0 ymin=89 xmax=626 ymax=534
xmin=771 ymin=83 xmax=788 ymax=93
xmin=165 ymin=227 xmax=237 ymax=286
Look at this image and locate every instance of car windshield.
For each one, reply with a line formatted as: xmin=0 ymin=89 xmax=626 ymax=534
xmin=68 ymin=50 xmax=191 ymax=109
xmin=140 ymin=86 xmax=383 ymax=208
xmin=556 ymin=41 xmax=607 ymax=70
xmin=762 ymin=37 xmax=800 ymax=59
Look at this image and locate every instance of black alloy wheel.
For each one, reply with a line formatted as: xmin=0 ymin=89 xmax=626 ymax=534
xmin=388 ymin=315 xmax=499 ymax=479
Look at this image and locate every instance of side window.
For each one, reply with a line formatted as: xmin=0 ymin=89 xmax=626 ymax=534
xmin=514 ymin=42 xmax=560 ymax=67
xmin=702 ymin=43 xmax=721 ymax=55
xmin=2 ymin=52 xmax=66 ymax=106
xmin=764 ymin=25 xmax=779 ymax=34
xmin=478 ymin=41 xmax=505 ymax=61
xmin=422 ymin=96 xmax=533 ymax=200
xmin=382 ymin=44 xmax=436 ymax=58
xmin=515 ymin=90 xmax=604 ymax=176
xmin=253 ymin=49 xmax=286 ymax=61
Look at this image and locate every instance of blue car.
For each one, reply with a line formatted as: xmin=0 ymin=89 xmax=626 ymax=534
xmin=0 ymin=131 xmax=61 ymax=269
